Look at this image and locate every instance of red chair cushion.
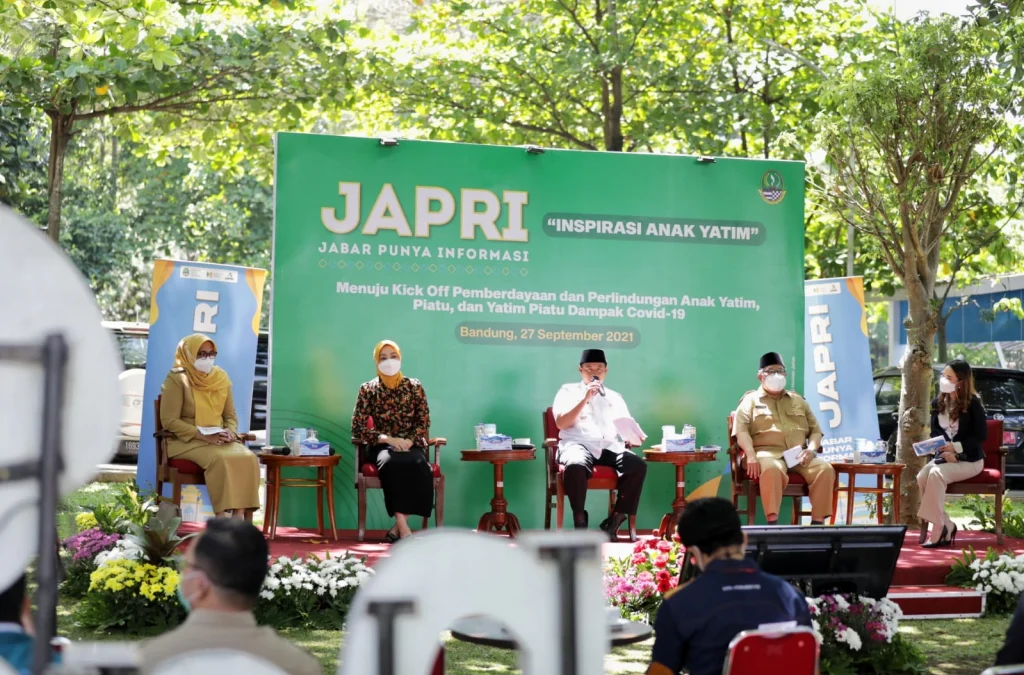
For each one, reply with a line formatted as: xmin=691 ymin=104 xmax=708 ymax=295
xmin=361 ymin=463 xmax=441 ymax=478
xmin=955 ymin=467 xmax=1001 ymax=485
xmin=168 ymin=458 xmax=204 ymax=476
xmin=557 ymin=464 xmax=618 ymax=480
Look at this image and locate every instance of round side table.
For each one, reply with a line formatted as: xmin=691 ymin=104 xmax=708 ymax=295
xmin=460 ymin=449 xmax=536 ymax=537
xmin=449 ymin=615 xmax=652 ymax=649
xmin=258 ymin=452 xmax=342 ymax=541
xmin=642 ymin=449 xmax=718 ymax=538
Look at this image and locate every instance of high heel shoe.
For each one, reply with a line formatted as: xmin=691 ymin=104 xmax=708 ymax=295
xmin=918 ymin=524 xmax=929 ymax=546
xmin=921 ymin=524 xmax=949 ymax=548
xmin=384 ymin=526 xmax=400 ymax=543
xmin=949 ymin=524 xmax=958 ymax=548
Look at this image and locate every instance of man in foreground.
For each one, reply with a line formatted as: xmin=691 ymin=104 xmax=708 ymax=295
xmin=552 ymin=348 xmax=647 ymax=541
xmin=139 ymin=518 xmax=321 ymax=675
xmin=647 ymin=497 xmax=813 ymax=675
xmin=733 ymin=351 xmax=835 ymax=523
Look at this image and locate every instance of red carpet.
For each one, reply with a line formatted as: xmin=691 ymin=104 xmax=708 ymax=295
xmin=892 ymin=529 xmax=1024 ymax=586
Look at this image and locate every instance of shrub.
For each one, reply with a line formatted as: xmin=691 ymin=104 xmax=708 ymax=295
xmin=254 ymin=553 xmax=374 ymax=629
xmin=810 ymin=594 xmax=926 ymax=675
xmin=957 ymin=494 xmax=1024 ymax=540
xmin=75 ymin=560 xmax=185 ymax=631
xmin=604 ymin=536 xmax=683 ymax=623
xmin=61 ymin=528 xmax=121 ymax=599
xmin=947 ymin=546 xmax=1024 ymax=615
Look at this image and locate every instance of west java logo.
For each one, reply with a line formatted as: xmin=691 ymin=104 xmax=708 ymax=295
xmin=759 ymin=170 xmax=786 ymax=205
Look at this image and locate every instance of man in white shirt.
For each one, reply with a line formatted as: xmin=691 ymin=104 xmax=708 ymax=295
xmin=552 ymin=348 xmax=647 ymax=541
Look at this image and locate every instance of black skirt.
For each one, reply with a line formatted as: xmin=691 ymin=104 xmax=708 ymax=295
xmin=368 ymin=443 xmax=434 ymax=518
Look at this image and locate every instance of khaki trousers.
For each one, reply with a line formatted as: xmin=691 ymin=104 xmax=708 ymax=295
xmin=757 ymin=456 xmax=836 ymax=521
xmin=917 ymin=459 xmax=984 ymax=526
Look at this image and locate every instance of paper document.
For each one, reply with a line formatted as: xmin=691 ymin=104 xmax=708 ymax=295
xmin=912 ymin=436 xmax=947 ymax=457
xmin=782 ymin=445 xmax=805 ymax=469
xmin=197 ymin=426 xmax=227 ymax=435
xmin=614 ymin=417 xmax=647 ymax=446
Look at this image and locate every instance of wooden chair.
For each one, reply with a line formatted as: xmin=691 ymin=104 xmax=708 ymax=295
xmin=727 ymin=413 xmax=817 ymax=525
xmin=154 ymin=396 xmax=207 ymax=509
xmin=920 ymin=418 xmax=1009 ymax=545
xmin=542 ymin=407 xmax=638 ymax=541
xmin=352 ymin=437 xmax=446 ymax=542
xmin=723 ymin=626 xmax=819 ymax=675
xmin=154 ymin=396 xmax=255 ymax=510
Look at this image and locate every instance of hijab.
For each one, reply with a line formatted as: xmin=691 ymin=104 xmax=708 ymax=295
xmin=174 ymin=334 xmax=232 ymax=427
xmin=373 ymin=339 xmax=403 ymax=390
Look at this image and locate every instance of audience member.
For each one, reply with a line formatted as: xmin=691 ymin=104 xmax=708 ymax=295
xmin=139 ymin=518 xmax=320 ymax=675
xmin=647 ymin=498 xmax=812 ymax=675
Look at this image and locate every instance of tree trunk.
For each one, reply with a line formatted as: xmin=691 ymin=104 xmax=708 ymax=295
xmin=600 ymin=0 xmax=624 ymax=152
xmin=936 ymin=314 xmax=948 ymax=363
xmin=45 ymin=111 xmax=73 ymax=245
xmin=896 ymin=275 xmax=937 ymax=524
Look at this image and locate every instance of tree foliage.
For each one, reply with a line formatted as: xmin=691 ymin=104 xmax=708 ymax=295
xmin=360 ymin=0 xmax=868 ymax=158
xmin=815 ymin=15 xmax=1021 ymax=521
xmin=0 ymin=0 xmax=350 ymax=242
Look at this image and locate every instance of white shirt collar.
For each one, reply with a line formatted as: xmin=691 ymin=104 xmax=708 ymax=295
xmin=0 ymin=622 xmax=24 ymax=634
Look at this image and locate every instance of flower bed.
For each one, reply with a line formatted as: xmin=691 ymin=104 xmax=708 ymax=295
xmin=604 ymin=536 xmax=682 ymax=623
xmin=809 ymin=594 xmax=924 ymax=675
xmin=61 ymin=482 xmax=374 ymax=633
xmin=947 ymin=546 xmax=1024 ymax=615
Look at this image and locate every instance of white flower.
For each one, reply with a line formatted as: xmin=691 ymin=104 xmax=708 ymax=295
xmin=834 ymin=595 xmax=850 ymax=611
xmin=260 ymin=590 xmax=274 ymax=600
xmin=836 ymin=627 xmax=862 ymax=651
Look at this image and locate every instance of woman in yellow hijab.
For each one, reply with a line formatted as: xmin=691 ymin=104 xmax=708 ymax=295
xmin=352 ymin=340 xmax=434 ymax=541
xmin=159 ymin=334 xmax=261 ymax=519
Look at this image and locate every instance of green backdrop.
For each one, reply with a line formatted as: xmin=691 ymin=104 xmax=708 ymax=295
xmin=270 ymin=133 xmax=806 ymax=531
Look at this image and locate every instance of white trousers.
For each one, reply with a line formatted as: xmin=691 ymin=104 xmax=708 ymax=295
xmin=916 ymin=459 xmax=984 ymax=526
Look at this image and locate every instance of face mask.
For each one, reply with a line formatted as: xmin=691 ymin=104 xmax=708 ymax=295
xmin=378 ymin=359 xmax=401 ymax=377
xmin=939 ymin=376 xmax=957 ymax=394
xmin=693 ymin=549 xmax=705 ymax=572
xmin=764 ymin=373 xmax=787 ymax=392
xmin=176 ymin=573 xmax=195 ymax=613
xmin=194 ymin=357 xmax=215 ymax=374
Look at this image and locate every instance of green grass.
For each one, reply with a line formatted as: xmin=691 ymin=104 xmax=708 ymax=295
xmin=902 ymin=616 xmax=1011 ymax=675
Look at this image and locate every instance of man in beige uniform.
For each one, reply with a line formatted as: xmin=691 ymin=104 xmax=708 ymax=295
xmin=733 ymin=352 xmax=835 ymax=524
xmin=139 ymin=518 xmax=321 ymax=675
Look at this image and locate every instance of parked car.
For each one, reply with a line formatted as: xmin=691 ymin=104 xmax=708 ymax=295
xmin=104 ymin=322 xmax=270 ymax=462
xmin=874 ymin=365 xmax=1024 ymax=477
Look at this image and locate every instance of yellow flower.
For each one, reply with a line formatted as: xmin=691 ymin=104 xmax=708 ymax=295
xmin=75 ymin=512 xmax=99 ymax=531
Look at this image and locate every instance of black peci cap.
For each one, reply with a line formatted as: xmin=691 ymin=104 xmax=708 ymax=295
xmin=759 ymin=352 xmax=784 ymax=370
xmin=580 ymin=348 xmax=607 ymax=365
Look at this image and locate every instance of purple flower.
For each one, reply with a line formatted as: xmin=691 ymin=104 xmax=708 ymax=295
xmin=63 ymin=528 xmax=120 ymax=564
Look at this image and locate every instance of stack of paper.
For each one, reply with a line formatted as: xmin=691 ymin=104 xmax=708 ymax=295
xmin=613 ymin=418 xmax=647 ymax=446
xmin=783 ymin=446 xmax=805 ymax=468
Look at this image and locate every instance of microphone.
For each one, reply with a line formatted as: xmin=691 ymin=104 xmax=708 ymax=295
xmin=592 ymin=375 xmax=606 ymax=397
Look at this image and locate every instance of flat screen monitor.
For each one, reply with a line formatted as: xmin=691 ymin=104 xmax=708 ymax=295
xmin=677 ymin=525 xmax=907 ymax=599
xmin=743 ymin=525 xmax=907 ymax=599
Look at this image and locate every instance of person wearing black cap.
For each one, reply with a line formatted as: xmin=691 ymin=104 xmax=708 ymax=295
xmin=732 ymin=351 xmax=834 ymax=524
xmin=647 ymin=498 xmax=812 ymax=675
xmin=551 ymin=348 xmax=647 ymax=541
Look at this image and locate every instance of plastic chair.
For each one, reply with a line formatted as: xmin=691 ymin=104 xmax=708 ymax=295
xmin=722 ymin=626 xmax=819 ymax=675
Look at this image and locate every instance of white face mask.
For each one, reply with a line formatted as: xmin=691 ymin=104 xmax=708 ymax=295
xmin=194 ymin=357 xmax=215 ymax=374
xmin=939 ymin=376 xmax=957 ymax=394
xmin=763 ymin=373 xmax=787 ymax=392
xmin=378 ymin=358 xmax=401 ymax=377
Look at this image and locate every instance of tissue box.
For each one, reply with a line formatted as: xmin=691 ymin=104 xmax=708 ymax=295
xmin=859 ymin=448 xmax=887 ymax=464
xmin=299 ymin=439 xmax=331 ymax=456
xmin=664 ymin=436 xmax=696 ymax=452
xmin=478 ymin=434 xmax=512 ymax=451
